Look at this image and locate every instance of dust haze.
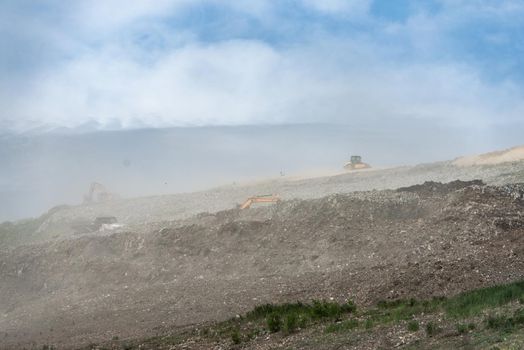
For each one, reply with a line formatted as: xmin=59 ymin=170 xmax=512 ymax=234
xmin=3 ymin=1 xmax=524 ymax=349
xmin=1 ymin=121 xmax=521 ymax=222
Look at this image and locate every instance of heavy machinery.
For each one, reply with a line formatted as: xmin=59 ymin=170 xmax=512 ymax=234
xmin=240 ymin=194 xmax=280 ymax=209
xmin=344 ymin=155 xmax=371 ymax=171
xmin=71 ymin=216 xmax=120 ymax=235
xmin=83 ymin=182 xmax=115 ymax=204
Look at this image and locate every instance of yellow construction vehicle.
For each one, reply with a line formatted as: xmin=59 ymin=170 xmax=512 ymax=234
xmin=344 ymin=155 xmax=371 ymax=171
xmin=240 ymin=194 xmax=280 ymax=209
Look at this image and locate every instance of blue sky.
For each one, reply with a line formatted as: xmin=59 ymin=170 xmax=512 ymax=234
xmin=1 ymin=0 xmax=523 ymax=132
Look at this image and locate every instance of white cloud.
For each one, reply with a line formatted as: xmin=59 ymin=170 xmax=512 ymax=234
xmin=1 ymin=0 xmax=524 ymax=132
xmin=6 ymin=34 xmax=523 ymax=132
xmin=300 ymin=0 xmax=371 ymax=16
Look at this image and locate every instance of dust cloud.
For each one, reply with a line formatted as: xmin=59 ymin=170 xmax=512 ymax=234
xmin=1 ymin=121 xmax=522 ymax=222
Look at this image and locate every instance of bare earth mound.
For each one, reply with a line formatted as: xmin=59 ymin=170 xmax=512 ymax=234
xmin=453 ymin=145 xmax=524 ymax=167
xmin=1 ymin=180 xmax=524 ymax=349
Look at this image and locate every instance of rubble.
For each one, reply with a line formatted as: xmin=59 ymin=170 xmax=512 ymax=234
xmin=1 ymin=180 xmax=524 ymax=348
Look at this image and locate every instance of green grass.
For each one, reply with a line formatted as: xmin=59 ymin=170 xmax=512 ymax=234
xmin=236 ymin=281 xmax=524 ymax=342
xmin=425 ymin=321 xmax=440 ymax=337
xmin=267 ymin=313 xmax=282 ymax=333
xmin=456 ymin=322 xmax=476 ymax=334
xmin=231 ymin=329 xmax=241 ymax=344
xmin=325 ymin=319 xmax=359 ymax=333
xmin=283 ymin=313 xmax=299 ymax=334
xmin=444 ymin=281 xmax=524 ymax=318
xmin=246 ymin=299 xmax=356 ymax=335
xmin=407 ymin=320 xmax=420 ymax=332
xmin=76 ymin=279 xmax=524 ymax=349
xmin=366 ymin=298 xmax=441 ymax=324
xmin=484 ymin=308 xmax=524 ymax=332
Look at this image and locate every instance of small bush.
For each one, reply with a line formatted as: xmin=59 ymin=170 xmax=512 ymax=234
xmin=311 ymin=300 xmax=342 ymax=319
xmin=284 ymin=313 xmax=298 ymax=334
xmin=457 ymin=324 xmax=467 ymax=334
xmin=325 ymin=319 xmax=359 ymax=333
xmin=364 ymin=319 xmax=373 ymax=329
xmin=407 ymin=320 xmax=420 ymax=332
xmin=513 ymin=308 xmax=524 ymax=324
xmin=456 ymin=323 xmax=469 ymax=334
xmin=246 ymin=328 xmax=261 ymax=340
xmin=341 ymin=299 xmax=357 ymax=313
xmin=485 ymin=315 xmax=511 ymax=330
xmin=231 ymin=329 xmax=241 ymax=344
xmin=425 ymin=322 xmax=440 ymax=337
xmin=267 ymin=313 xmax=282 ymax=333
xmin=298 ymin=314 xmax=309 ymax=328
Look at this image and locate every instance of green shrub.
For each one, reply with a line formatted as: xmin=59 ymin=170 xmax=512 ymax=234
xmin=425 ymin=322 xmax=440 ymax=336
xmin=458 ymin=324 xmax=467 ymax=334
xmin=231 ymin=329 xmax=241 ymax=344
xmin=246 ymin=328 xmax=261 ymax=340
xmin=513 ymin=308 xmax=524 ymax=324
xmin=311 ymin=300 xmax=342 ymax=319
xmin=341 ymin=299 xmax=357 ymax=313
xmin=325 ymin=319 xmax=359 ymax=333
xmin=364 ymin=319 xmax=374 ymax=329
xmin=284 ymin=313 xmax=298 ymax=334
xmin=407 ymin=320 xmax=420 ymax=332
xmin=485 ymin=313 xmax=523 ymax=332
xmin=445 ymin=280 xmax=524 ymax=318
xmin=267 ymin=313 xmax=282 ymax=333
xmin=298 ymin=314 xmax=309 ymax=328
xmin=456 ymin=323 xmax=469 ymax=334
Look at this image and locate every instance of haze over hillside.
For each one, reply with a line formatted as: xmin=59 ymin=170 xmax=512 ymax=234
xmin=2 ymin=1 xmax=524 ymax=348
xmin=1 ymin=121 xmax=523 ymax=222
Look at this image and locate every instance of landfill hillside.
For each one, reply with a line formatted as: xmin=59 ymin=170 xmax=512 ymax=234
xmin=1 ymin=147 xmax=524 ymax=249
xmin=0 ymin=147 xmax=524 ymax=349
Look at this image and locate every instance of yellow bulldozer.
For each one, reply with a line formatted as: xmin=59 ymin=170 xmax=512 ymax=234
xmin=344 ymin=155 xmax=371 ymax=171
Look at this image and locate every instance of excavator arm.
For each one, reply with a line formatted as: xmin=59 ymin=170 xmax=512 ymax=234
xmin=240 ymin=195 xmax=280 ymax=209
xmin=83 ymin=182 xmax=113 ymax=204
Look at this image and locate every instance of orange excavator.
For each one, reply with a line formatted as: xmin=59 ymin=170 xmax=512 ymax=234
xmin=240 ymin=194 xmax=280 ymax=209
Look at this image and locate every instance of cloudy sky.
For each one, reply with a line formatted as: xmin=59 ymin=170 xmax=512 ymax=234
xmin=1 ymin=0 xmax=523 ymax=132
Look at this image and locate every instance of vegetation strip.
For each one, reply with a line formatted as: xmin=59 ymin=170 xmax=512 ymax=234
xmin=77 ymin=280 xmax=524 ymax=349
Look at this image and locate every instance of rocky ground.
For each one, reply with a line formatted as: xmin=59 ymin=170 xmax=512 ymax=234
xmin=2 ymin=155 xmax=524 ymax=250
xmin=1 ymin=149 xmax=524 ymax=349
xmin=1 ymin=175 xmax=524 ymax=349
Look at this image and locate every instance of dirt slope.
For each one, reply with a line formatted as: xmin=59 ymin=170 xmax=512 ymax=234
xmin=2 ymin=158 xmax=524 ymax=250
xmin=1 ymin=180 xmax=524 ymax=349
xmin=453 ymin=145 xmax=524 ymax=167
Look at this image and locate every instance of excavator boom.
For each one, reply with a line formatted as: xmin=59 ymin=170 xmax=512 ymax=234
xmin=83 ymin=182 xmax=114 ymax=204
xmin=240 ymin=195 xmax=280 ymax=209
